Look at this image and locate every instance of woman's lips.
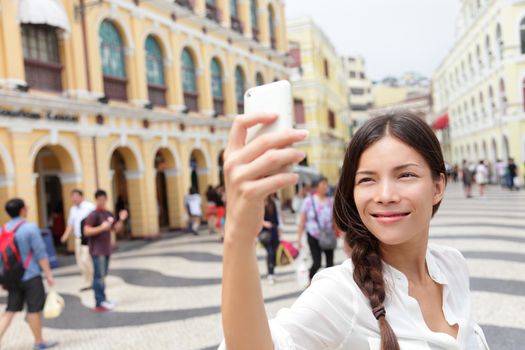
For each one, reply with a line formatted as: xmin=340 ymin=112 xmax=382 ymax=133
xmin=371 ymin=212 xmax=410 ymax=223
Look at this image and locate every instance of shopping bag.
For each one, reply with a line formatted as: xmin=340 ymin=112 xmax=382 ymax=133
xmin=276 ymin=243 xmax=294 ymax=266
xmin=295 ymin=250 xmax=309 ymax=289
xmin=280 ymin=240 xmax=299 ymax=259
xmin=43 ymin=289 xmax=65 ymax=319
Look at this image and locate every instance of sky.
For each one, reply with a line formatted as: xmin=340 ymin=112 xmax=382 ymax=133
xmin=284 ymin=0 xmax=461 ymax=81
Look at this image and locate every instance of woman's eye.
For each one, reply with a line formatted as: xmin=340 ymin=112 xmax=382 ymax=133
xmin=357 ymin=178 xmax=373 ymax=184
xmin=400 ymin=172 xmax=417 ymax=178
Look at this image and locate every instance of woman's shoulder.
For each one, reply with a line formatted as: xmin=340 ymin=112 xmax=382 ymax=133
xmin=427 ymin=243 xmax=469 ymax=282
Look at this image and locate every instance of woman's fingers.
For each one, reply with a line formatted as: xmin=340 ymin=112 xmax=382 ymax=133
xmin=239 ymin=173 xmax=300 ymax=200
xmin=226 ymin=114 xmax=278 ymax=155
xmin=226 ymin=129 xmax=308 ymax=167
xmin=232 ymin=148 xmax=305 ymax=183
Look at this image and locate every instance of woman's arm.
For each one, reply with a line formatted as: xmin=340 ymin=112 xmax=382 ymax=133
xmin=221 ymin=114 xmax=308 ymax=350
xmin=296 ymin=211 xmax=306 ymax=250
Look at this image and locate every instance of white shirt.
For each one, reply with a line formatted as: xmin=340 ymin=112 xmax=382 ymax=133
xmin=185 ymin=194 xmax=202 ymax=216
xmin=220 ymin=244 xmax=489 ymax=350
xmin=67 ymin=201 xmax=96 ymax=238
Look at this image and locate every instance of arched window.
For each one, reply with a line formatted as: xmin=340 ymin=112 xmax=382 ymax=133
xmin=251 ymin=0 xmax=259 ymax=40
xmin=99 ymin=20 xmax=127 ymax=100
xmin=464 ymin=101 xmax=469 ymax=125
xmin=268 ymin=4 xmax=276 ymax=49
xmin=145 ymin=36 xmax=166 ymax=106
xmin=235 ymin=66 xmax=245 ymax=114
xmin=476 ymin=44 xmax=482 ymax=70
xmin=182 ymin=48 xmax=198 ymax=112
xmin=21 ymin=24 xmax=62 ymax=91
xmin=211 ymin=58 xmax=224 ymax=116
xmin=496 ymin=23 xmax=503 ymax=59
xmin=500 ymin=78 xmax=507 ymax=113
xmin=468 ymin=53 xmax=474 ymax=77
xmin=255 ymin=72 xmax=264 ymax=86
xmin=205 ymin=0 xmax=220 ymax=22
xmin=521 ymin=18 xmax=525 ymax=54
xmin=485 ymin=35 xmax=492 ymax=67
xmin=471 ymin=97 xmax=477 ymax=121
xmin=488 ymin=86 xmax=495 ymax=112
xmin=230 ymin=0 xmax=242 ymax=33
xmin=479 ymin=92 xmax=485 ymax=119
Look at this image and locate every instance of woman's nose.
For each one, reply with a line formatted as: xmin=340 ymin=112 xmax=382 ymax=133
xmin=374 ymin=180 xmax=400 ymax=204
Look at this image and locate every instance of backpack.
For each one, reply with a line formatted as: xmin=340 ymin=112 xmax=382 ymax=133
xmin=0 ymin=221 xmax=32 ymax=287
xmin=80 ymin=211 xmax=100 ymax=246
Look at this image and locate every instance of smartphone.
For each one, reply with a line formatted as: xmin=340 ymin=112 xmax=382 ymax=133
xmin=244 ymin=80 xmax=293 ymax=144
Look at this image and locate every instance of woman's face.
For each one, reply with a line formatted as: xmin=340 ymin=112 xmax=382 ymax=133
xmin=353 ymin=136 xmax=445 ymax=247
xmin=316 ymin=180 xmax=328 ymax=195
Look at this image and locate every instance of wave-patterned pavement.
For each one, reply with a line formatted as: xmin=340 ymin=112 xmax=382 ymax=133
xmin=0 ymin=183 xmax=523 ymax=349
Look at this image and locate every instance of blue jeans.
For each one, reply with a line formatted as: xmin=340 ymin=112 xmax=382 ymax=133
xmin=92 ymin=255 xmax=110 ymax=307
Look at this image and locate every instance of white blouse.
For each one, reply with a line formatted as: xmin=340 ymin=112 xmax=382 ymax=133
xmin=220 ymin=244 xmax=489 ymax=350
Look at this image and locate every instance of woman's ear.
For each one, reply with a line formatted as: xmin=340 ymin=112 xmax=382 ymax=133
xmin=433 ymin=173 xmax=446 ymax=205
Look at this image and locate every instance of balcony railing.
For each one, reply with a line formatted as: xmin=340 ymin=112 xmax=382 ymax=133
xmin=148 ymin=84 xmax=167 ymax=107
xmin=213 ymin=97 xmax=224 ymax=116
xmin=230 ymin=16 xmax=243 ymax=34
xmin=205 ymin=3 xmax=220 ymax=22
xmin=184 ymin=92 xmax=199 ymax=112
xmin=24 ymin=59 xmax=62 ymax=92
xmin=103 ymin=75 xmax=128 ymax=101
xmin=175 ymin=0 xmax=194 ymax=10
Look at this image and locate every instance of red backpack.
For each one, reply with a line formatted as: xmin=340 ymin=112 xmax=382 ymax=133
xmin=0 ymin=221 xmax=32 ymax=287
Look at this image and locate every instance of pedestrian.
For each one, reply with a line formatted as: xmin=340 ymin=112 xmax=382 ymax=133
xmin=205 ymin=185 xmax=218 ymax=234
xmin=0 ymin=198 xmax=57 ymax=349
xmin=461 ymin=159 xmax=473 ymax=198
xmin=260 ymin=194 xmax=281 ymax=285
xmin=83 ymin=190 xmax=128 ymax=311
xmin=507 ymin=158 xmax=519 ymax=190
xmin=60 ymin=189 xmax=96 ymax=291
xmin=475 ymin=160 xmax=489 ymax=198
xmin=296 ymin=176 xmax=335 ymax=280
xmin=495 ymin=159 xmax=505 ymax=187
xmin=184 ymin=187 xmax=202 ymax=235
xmin=220 ymin=111 xmax=488 ymax=349
xmin=291 ymin=183 xmax=311 ymax=224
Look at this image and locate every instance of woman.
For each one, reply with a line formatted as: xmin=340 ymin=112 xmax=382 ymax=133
xmin=220 ymin=112 xmax=489 ymax=349
xmin=297 ymin=177 xmax=335 ymax=279
xmin=260 ymin=194 xmax=281 ymax=285
xmin=205 ymin=185 xmax=218 ymax=234
xmin=475 ymin=160 xmax=489 ymax=197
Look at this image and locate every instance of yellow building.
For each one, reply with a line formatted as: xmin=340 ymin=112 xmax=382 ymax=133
xmin=287 ymin=17 xmax=350 ymax=184
xmin=432 ymin=0 xmax=525 ymax=169
xmin=0 ymin=0 xmax=289 ymax=243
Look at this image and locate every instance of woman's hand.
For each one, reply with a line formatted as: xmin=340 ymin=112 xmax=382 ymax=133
xmin=223 ymin=114 xmax=308 ymax=244
xmin=262 ymin=221 xmax=273 ymax=229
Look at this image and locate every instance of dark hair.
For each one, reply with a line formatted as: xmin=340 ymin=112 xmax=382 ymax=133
xmin=5 ymin=198 xmax=25 ymax=218
xmin=95 ymin=189 xmax=107 ymax=199
xmin=71 ymin=189 xmax=83 ymax=196
xmin=311 ymin=176 xmax=328 ymax=188
xmin=333 ymin=112 xmax=446 ymax=350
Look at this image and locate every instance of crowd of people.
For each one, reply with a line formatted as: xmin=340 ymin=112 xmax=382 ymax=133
xmin=459 ymin=158 xmax=522 ymax=198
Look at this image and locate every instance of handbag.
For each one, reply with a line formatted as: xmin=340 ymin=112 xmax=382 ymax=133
xmin=310 ymin=195 xmax=337 ymax=251
xmin=258 ymin=229 xmax=271 ymax=245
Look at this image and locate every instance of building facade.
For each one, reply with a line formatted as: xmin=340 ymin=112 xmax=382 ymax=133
xmin=432 ymin=0 xmax=525 ymax=168
xmin=287 ymin=17 xmax=350 ymax=184
xmin=341 ymin=55 xmax=373 ymax=130
xmin=0 ymin=0 xmax=288 ymax=243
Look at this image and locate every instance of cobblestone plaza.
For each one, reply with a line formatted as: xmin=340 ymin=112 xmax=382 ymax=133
xmin=1 ymin=183 xmax=524 ymax=349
